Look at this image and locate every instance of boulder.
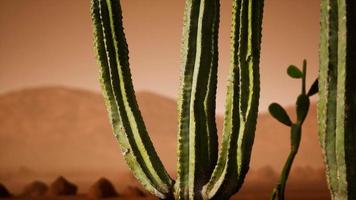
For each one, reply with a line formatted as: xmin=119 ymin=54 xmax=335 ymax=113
xmin=0 ymin=183 xmax=11 ymax=198
xmin=21 ymin=181 xmax=48 ymax=197
xmin=87 ymin=177 xmax=118 ymax=198
xmin=47 ymin=176 xmax=77 ymax=196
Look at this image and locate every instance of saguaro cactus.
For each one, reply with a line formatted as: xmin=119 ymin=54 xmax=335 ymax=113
xmin=318 ymin=0 xmax=356 ymax=199
xmin=90 ymin=0 xmax=264 ymax=199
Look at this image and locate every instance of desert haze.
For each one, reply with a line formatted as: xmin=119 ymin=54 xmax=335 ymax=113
xmin=0 ymin=87 xmax=329 ymax=199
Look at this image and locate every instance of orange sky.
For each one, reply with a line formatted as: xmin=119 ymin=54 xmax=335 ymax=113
xmin=0 ymin=0 xmax=320 ymax=113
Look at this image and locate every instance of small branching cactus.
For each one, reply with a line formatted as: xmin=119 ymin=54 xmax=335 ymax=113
xmin=318 ymin=0 xmax=356 ymax=199
xmin=269 ymin=60 xmax=318 ymax=200
xmin=90 ymin=0 xmax=264 ymax=199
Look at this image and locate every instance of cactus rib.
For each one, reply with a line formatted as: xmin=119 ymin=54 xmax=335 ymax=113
xmin=91 ymin=0 xmax=173 ymax=198
xmin=202 ymin=0 xmax=263 ymax=199
xmin=175 ymin=0 xmax=220 ymax=198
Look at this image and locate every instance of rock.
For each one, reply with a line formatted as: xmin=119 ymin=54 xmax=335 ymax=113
xmin=21 ymin=181 xmax=48 ymax=197
xmin=87 ymin=177 xmax=118 ymax=198
xmin=47 ymin=176 xmax=77 ymax=196
xmin=123 ymin=186 xmax=146 ymax=197
xmin=0 ymin=183 xmax=11 ymax=198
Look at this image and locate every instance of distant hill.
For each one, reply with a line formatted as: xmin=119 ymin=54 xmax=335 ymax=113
xmin=0 ymin=86 xmax=323 ymax=170
xmin=0 ymin=87 xmax=328 ymax=197
xmin=0 ymin=87 xmax=179 ymax=175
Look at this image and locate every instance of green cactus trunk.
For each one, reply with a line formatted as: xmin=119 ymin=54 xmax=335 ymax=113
xmin=175 ymin=0 xmax=220 ymax=199
xmin=318 ymin=0 xmax=356 ymax=199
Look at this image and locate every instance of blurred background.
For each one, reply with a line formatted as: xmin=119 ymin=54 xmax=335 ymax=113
xmin=0 ymin=0 xmax=329 ymax=199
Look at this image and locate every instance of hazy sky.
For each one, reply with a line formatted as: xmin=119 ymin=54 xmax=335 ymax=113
xmin=0 ymin=0 xmax=320 ymax=113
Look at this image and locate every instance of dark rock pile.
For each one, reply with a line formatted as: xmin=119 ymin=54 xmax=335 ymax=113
xmin=0 ymin=183 xmax=11 ymax=198
xmin=20 ymin=181 xmax=48 ymax=197
xmin=87 ymin=177 xmax=119 ymax=198
xmin=47 ymin=176 xmax=77 ymax=196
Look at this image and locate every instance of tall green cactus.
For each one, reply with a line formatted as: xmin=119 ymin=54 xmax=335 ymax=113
xmin=91 ymin=0 xmax=264 ymax=199
xmin=318 ymin=0 xmax=356 ymax=199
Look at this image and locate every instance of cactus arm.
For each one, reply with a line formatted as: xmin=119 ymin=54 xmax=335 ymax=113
xmin=187 ymin=0 xmax=218 ymax=197
xmin=270 ymin=93 xmax=310 ymax=200
xmin=175 ymin=0 xmax=199 ymax=198
xmin=175 ymin=0 xmax=220 ymax=198
xmin=318 ymin=0 xmax=356 ymax=199
xmin=318 ymin=0 xmax=339 ymax=197
xmin=201 ymin=0 xmax=243 ymax=198
xmin=270 ymin=124 xmax=301 ymax=200
xmin=90 ymin=0 xmax=173 ymax=198
xmin=202 ymin=0 xmax=263 ymax=199
xmin=302 ymin=60 xmax=307 ymax=95
xmin=236 ymin=0 xmax=263 ymax=189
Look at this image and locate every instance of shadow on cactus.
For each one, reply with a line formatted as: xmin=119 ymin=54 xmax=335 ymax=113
xmin=269 ymin=60 xmax=318 ymax=200
xmin=90 ymin=0 xmax=263 ymax=199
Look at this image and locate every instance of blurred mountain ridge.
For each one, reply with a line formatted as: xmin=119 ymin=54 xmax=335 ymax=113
xmin=0 ymin=87 xmax=328 ymax=198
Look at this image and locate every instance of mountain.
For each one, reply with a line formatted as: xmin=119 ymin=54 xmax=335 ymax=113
xmin=0 ymin=87 xmax=328 ymax=197
xmin=0 ymin=87 xmax=180 ymax=175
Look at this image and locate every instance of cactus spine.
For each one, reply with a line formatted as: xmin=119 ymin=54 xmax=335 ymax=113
xmin=91 ymin=0 xmax=264 ymax=199
xmin=318 ymin=0 xmax=356 ymax=199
